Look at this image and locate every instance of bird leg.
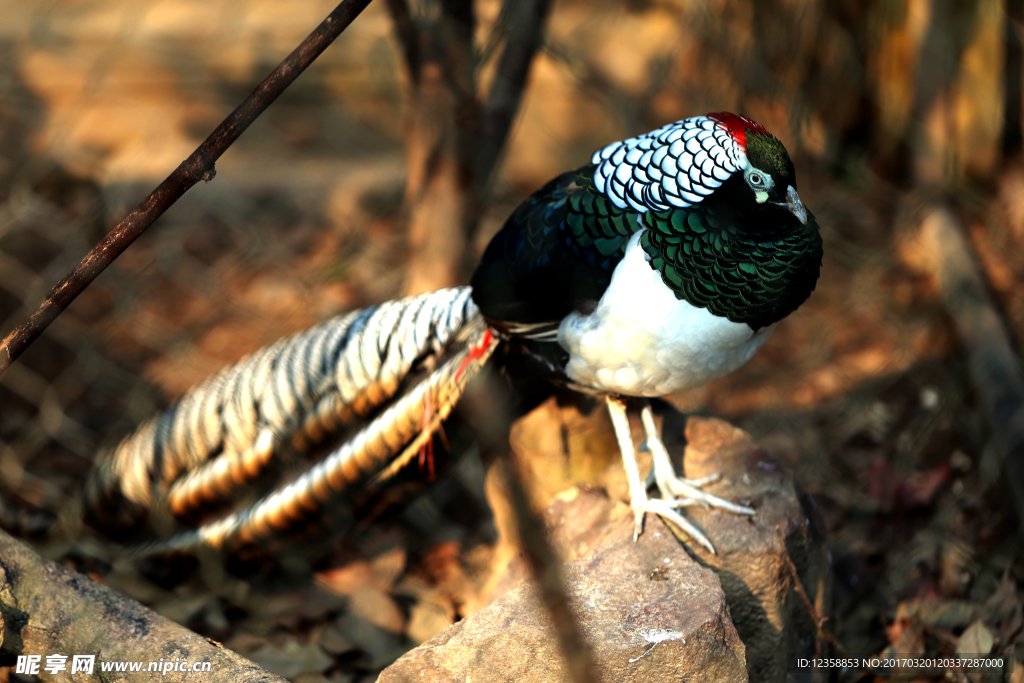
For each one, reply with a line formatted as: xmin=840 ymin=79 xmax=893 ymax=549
xmin=605 ymin=396 xmax=718 ymax=553
xmin=638 ymin=399 xmax=755 ymax=517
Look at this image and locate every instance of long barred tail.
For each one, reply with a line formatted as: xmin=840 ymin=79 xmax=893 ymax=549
xmin=84 ymin=287 xmax=497 ymax=551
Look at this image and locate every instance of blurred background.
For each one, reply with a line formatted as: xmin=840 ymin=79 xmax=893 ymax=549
xmin=1 ymin=0 xmax=1024 ymax=680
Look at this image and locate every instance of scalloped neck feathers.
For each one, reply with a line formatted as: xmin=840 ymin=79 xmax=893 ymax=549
xmin=590 ymin=116 xmax=746 ymax=212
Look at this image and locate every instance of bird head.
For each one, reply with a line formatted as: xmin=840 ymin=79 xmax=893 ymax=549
xmin=707 ymin=112 xmax=807 ymax=225
xmin=590 ymin=112 xmax=810 ymax=227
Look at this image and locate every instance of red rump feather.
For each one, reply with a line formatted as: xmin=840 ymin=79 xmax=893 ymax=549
xmin=707 ymin=112 xmax=769 ymax=150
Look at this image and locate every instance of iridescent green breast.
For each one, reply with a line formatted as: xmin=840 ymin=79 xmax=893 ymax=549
xmin=639 ymin=191 xmax=822 ymax=330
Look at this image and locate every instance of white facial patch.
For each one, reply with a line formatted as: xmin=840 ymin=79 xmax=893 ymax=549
xmin=743 ymin=164 xmax=774 ymax=204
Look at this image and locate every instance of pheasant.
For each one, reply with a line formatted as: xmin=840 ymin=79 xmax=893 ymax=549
xmin=84 ymin=113 xmax=821 ymax=555
xmin=470 ymin=113 xmax=822 ymax=550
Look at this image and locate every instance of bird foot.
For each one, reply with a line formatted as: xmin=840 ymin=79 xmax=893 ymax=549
xmin=606 ymin=395 xmax=755 ymax=554
xmin=626 ymin=491 xmax=718 ymax=553
xmin=639 ymin=402 xmax=755 ymax=517
xmin=644 ymin=462 xmax=755 ymax=516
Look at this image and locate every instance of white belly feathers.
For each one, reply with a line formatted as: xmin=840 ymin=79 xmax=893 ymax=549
xmin=558 ymin=231 xmax=773 ymax=396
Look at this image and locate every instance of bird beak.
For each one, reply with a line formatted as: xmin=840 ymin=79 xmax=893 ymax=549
xmin=783 ymin=185 xmax=808 ymax=225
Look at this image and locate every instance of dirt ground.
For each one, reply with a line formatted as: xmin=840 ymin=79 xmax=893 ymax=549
xmin=1 ymin=1 xmax=1023 ymax=681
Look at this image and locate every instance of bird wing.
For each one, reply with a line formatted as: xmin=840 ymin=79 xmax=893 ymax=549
xmin=470 ymin=164 xmax=642 ymax=331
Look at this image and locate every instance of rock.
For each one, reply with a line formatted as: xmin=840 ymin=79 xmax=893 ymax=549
xmin=378 ymin=398 xmax=830 ymax=682
xmin=378 ymin=491 xmax=747 ymax=682
xmin=656 ymin=412 xmax=831 ymax=682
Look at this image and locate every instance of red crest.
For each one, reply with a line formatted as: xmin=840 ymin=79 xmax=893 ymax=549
xmin=707 ymin=112 xmax=769 ymax=150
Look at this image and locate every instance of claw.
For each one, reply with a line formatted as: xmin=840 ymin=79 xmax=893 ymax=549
xmin=645 ymin=499 xmax=716 ymax=554
xmin=665 ymin=478 xmax=755 ymax=515
xmin=605 ymin=395 xmax=756 ymax=554
xmin=638 ymin=400 xmax=755 ymax=516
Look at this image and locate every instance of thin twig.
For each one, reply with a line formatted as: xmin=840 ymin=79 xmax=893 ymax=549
xmin=0 ymin=0 xmax=374 ymax=377
xmin=1004 ymin=0 xmax=1024 ymax=161
xmin=918 ymin=203 xmax=1024 ymax=523
xmin=475 ymin=0 xmax=553 ymax=187
xmin=440 ymin=0 xmax=481 ymax=191
xmin=460 ymin=0 xmax=553 ymax=274
xmin=496 ymin=458 xmax=598 ymax=683
xmin=452 ymin=369 xmax=596 ymax=683
xmin=383 ymin=0 xmax=421 ymax=85
xmin=542 ymin=41 xmax=649 ymax=136
xmin=777 ymin=530 xmax=845 ymax=654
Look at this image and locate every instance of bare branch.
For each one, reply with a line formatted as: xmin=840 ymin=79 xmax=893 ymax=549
xmin=494 ymin=458 xmax=598 ymax=683
xmin=397 ymin=0 xmax=481 ymax=294
xmin=440 ymin=0 xmax=481 ymax=183
xmin=384 ymin=0 xmax=421 ymax=85
xmin=452 ymin=0 xmax=552 ymax=277
xmin=918 ymin=203 xmax=1024 ymax=522
xmin=448 ymin=370 xmax=595 ymax=682
xmin=1004 ymin=0 xmax=1023 ymax=162
xmin=0 ymin=0 xmax=374 ymax=377
xmin=476 ymin=0 xmax=553 ymax=188
xmin=777 ymin=530 xmax=844 ymax=655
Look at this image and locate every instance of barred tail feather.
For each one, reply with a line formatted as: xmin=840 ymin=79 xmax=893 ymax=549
xmin=85 ymin=287 xmax=481 ymax=531
xmin=150 ymin=319 xmax=497 ymax=553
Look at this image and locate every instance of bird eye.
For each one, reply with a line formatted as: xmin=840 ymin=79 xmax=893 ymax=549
xmin=749 ymin=173 xmax=764 ymax=186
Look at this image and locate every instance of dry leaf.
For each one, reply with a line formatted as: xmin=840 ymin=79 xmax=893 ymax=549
xmin=884 ymin=601 xmax=926 ymax=655
xmin=956 ymin=620 xmax=994 ymax=657
xmin=248 ymin=640 xmax=333 ymax=679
